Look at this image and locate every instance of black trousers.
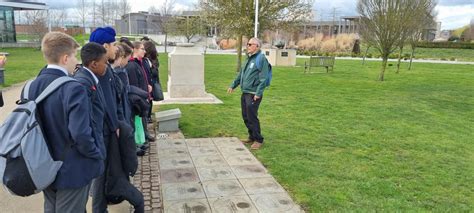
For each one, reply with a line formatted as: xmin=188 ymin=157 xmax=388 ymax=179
xmin=241 ymin=93 xmax=264 ymax=143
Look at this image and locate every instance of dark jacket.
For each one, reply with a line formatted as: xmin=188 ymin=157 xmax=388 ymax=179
xmin=73 ymin=68 xmax=107 ymax=158
xmin=128 ymin=85 xmax=149 ymax=117
xmin=230 ymin=50 xmax=270 ymax=97
xmin=99 ymin=65 xmax=120 ymax=136
xmin=105 ymin=121 xmax=142 ymax=208
xmin=126 ymin=58 xmax=148 ymax=93
xmin=26 ymin=68 xmax=105 ymax=189
xmin=113 ymin=67 xmax=132 ymax=125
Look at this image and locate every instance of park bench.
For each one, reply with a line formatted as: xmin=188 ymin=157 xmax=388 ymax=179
xmin=304 ymin=56 xmax=335 ymax=73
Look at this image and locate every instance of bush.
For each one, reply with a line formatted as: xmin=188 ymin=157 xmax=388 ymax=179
xmin=416 ymin=41 xmax=474 ymax=49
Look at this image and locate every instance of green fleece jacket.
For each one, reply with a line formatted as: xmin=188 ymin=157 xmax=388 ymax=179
xmin=229 ymin=50 xmax=270 ymax=97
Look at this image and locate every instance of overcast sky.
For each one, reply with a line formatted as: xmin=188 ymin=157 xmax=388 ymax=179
xmin=41 ymin=0 xmax=473 ymax=30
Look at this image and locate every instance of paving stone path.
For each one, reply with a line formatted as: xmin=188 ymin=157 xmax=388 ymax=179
xmin=155 ymin=136 xmax=303 ymax=213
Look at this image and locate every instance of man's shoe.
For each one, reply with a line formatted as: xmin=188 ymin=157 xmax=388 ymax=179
xmin=145 ymin=133 xmax=155 ymax=142
xmin=250 ymin=142 xmax=263 ymax=150
xmin=242 ymin=138 xmax=255 ymax=144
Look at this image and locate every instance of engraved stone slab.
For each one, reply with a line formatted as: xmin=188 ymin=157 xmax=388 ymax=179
xmin=225 ymin=154 xmax=260 ymax=166
xmin=240 ymin=178 xmax=286 ymax=195
xmin=157 ymin=148 xmax=190 ymax=159
xmin=162 ymin=182 xmax=206 ymax=201
xmin=188 ymin=146 xmax=220 ymax=157
xmin=231 ymin=165 xmax=271 ymax=179
xmin=218 ymin=145 xmax=250 ymax=155
xmin=193 ymin=155 xmax=228 ymax=168
xmin=161 ymin=168 xmax=198 ymax=183
xmin=249 ymin=193 xmax=302 ymax=213
xmin=212 ymin=137 xmax=242 ymax=147
xmin=209 ymin=196 xmax=258 ymax=213
xmin=159 ymin=155 xmax=194 ymax=170
xmin=186 ymin=138 xmax=214 ymax=147
xmin=196 ymin=167 xmax=236 ymax=181
xmin=157 ymin=139 xmax=187 ymax=150
xmin=202 ymin=180 xmax=247 ymax=198
xmin=164 ymin=199 xmax=211 ymax=213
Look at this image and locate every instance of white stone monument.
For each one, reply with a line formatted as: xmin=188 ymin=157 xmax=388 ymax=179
xmin=161 ymin=43 xmax=222 ymax=104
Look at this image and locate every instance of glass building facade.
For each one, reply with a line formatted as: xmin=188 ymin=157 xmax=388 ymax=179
xmin=0 ymin=6 xmax=15 ymax=43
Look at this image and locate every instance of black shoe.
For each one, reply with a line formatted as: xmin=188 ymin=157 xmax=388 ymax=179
xmin=140 ymin=143 xmax=149 ymax=150
xmin=147 ymin=118 xmax=153 ymax=124
xmin=136 ymin=147 xmax=145 ymax=156
xmin=145 ymin=134 xmax=155 ymax=142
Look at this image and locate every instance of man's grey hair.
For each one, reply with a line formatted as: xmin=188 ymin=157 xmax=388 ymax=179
xmin=249 ymin=37 xmax=262 ymax=48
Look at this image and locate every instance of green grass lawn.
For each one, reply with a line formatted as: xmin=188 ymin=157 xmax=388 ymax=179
xmin=158 ymin=55 xmax=473 ymax=211
xmin=0 ymin=48 xmax=45 ymax=88
xmin=361 ymin=45 xmax=474 ymax=62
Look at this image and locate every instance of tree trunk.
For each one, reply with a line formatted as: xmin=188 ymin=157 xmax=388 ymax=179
xmin=362 ymin=46 xmax=370 ymax=65
xmin=409 ymin=46 xmax=415 ymax=70
xmin=396 ymin=46 xmax=403 ymax=74
xmin=164 ymin=33 xmax=168 ymax=53
xmin=379 ymin=56 xmax=388 ymax=81
xmin=236 ymin=34 xmax=243 ymax=73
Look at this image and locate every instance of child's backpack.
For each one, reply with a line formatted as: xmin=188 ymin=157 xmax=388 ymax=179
xmin=0 ymin=76 xmax=75 ymax=196
xmin=255 ymin=53 xmax=272 ymax=87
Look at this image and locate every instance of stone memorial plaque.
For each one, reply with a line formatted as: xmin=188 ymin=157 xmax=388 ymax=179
xmin=250 ymin=193 xmax=302 ymax=213
xmin=240 ymin=178 xmax=286 ymax=195
xmin=231 ymin=165 xmax=271 ymax=179
xmin=164 ymin=199 xmax=211 ymax=213
xmin=209 ymin=196 xmax=258 ymax=213
xmin=186 ymin=138 xmax=214 ymax=147
xmin=193 ymin=155 xmax=227 ymax=168
xmin=225 ymin=154 xmax=259 ymax=166
xmin=196 ymin=167 xmax=236 ymax=181
xmin=188 ymin=146 xmax=220 ymax=157
xmin=159 ymin=155 xmax=194 ymax=170
xmin=218 ymin=145 xmax=250 ymax=155
xmin=161 ymin=168 xmax=198 ymax=183
xmin=212 ymin=137 xmax=241 ymax=147
xmin=162 ymin=182 xmax=206 ymax=201
xmin=157 ymin=148 xmax=190 ymax=159
xmin=202 ymin=179 xmax=247 ymax=198
xmin=157 ymin=139 xmax=187 ymax=150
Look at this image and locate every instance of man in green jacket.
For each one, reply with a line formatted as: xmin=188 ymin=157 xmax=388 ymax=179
xmin=227 ymin=37 xmax=270 ymax=150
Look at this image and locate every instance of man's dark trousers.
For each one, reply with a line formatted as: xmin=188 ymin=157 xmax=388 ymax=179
xmin=241 ymin=93 xmax=264 ymax=143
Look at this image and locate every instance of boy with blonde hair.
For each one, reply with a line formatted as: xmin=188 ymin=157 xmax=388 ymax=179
xmin=25 ymin=32 xmax=105 ymax=213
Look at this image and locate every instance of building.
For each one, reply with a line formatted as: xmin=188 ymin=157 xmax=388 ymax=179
xmin=0 ymin=0 xmax=48 ymax=43
xmin=115 ymin=11 xmax=165 ymax=35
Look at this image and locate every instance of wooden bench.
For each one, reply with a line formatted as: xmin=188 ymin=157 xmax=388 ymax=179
xmin=304 ymin=56 xmax=335 ymax=73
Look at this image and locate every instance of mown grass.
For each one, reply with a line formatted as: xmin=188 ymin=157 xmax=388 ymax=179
xmin=0 ymin=48 xmax=44 ymax=88
xmin=159 ymin=54 xmax=474 ymax=211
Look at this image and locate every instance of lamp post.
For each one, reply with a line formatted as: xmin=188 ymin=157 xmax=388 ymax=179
xmin=254 ymin=0 xmax=258 ymax=38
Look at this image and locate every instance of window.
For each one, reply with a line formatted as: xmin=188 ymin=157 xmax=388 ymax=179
xmin=0 ymin=6 xmax=16 ymax=43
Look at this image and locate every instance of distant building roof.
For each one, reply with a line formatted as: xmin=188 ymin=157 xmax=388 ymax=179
xmin=181 ymin=10 xmax=200 ymax=17
xmin=0 ymin=0 xmax=48 ymax=10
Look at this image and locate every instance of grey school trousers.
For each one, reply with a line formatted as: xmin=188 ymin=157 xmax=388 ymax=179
xmin=43 ymin=184 xmax=91 ymax=213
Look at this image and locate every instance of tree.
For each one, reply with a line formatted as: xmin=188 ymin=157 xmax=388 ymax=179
xmin=23 ymin=10 xmax=48 ymax=42
xmin=168 ymin=15 xmax=205 ymax=43
xmin=200 ymin=0 xmax=313 ymax=72
xmin=157 ymin=0 xmax=177 ymax=53
xmin=49 ymin=8 xmax=68 ymax=28
xmin=408 ymin=0 xmax=436 ymax=70
xmin=76 ymin=0 xmax=89 ymax=43
xmin=358 ymin=0 xmax=435 ymax=81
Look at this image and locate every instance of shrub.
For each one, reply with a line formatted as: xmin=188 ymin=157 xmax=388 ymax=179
xmin=416 ymin=41 xmax=474 ymax=49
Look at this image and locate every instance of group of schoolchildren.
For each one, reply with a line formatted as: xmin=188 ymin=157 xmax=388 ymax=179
xmin=22 ymin=27 xmax=160 ymax=213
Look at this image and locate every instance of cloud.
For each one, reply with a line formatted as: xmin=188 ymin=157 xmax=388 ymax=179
xmin=436 ymin=5 xmax=474 ymax=29
xmin=438 ymin=0 xmax=473 ymax=6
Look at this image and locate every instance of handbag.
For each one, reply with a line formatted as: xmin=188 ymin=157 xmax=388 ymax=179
xmin=152 ymin=82 xmax=164 ymax=101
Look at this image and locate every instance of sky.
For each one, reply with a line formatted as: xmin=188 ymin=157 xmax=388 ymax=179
xmin=41 ymin=0 xmax=474 ymax=30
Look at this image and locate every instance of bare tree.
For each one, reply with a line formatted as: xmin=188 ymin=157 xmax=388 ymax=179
xmin=158 ymin=0 xmax=177 ymax=53
xmin=118 ymin=0 xmax=131 ymax=17
xmin=168 ymin=15 xmax=205 ymax=43
xmin=76 ymin=0 xmax=88 ymax=42
xmin=49 ymin=8 xmax=68 ymax=28
xmin=408 ymin=1 xmax=436 ymax=70
xmin=358 ymin=0 xmax=435 ymax=81
xmin=23 ymin=10 xmax=48 ymax=42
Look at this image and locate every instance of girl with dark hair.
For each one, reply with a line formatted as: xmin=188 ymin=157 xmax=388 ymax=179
xmin=143 ymin=41 xmax=161 ymax=121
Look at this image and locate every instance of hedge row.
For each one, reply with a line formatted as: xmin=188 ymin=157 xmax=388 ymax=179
xmin=415 ymin=42 xmax=474 ymax=49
